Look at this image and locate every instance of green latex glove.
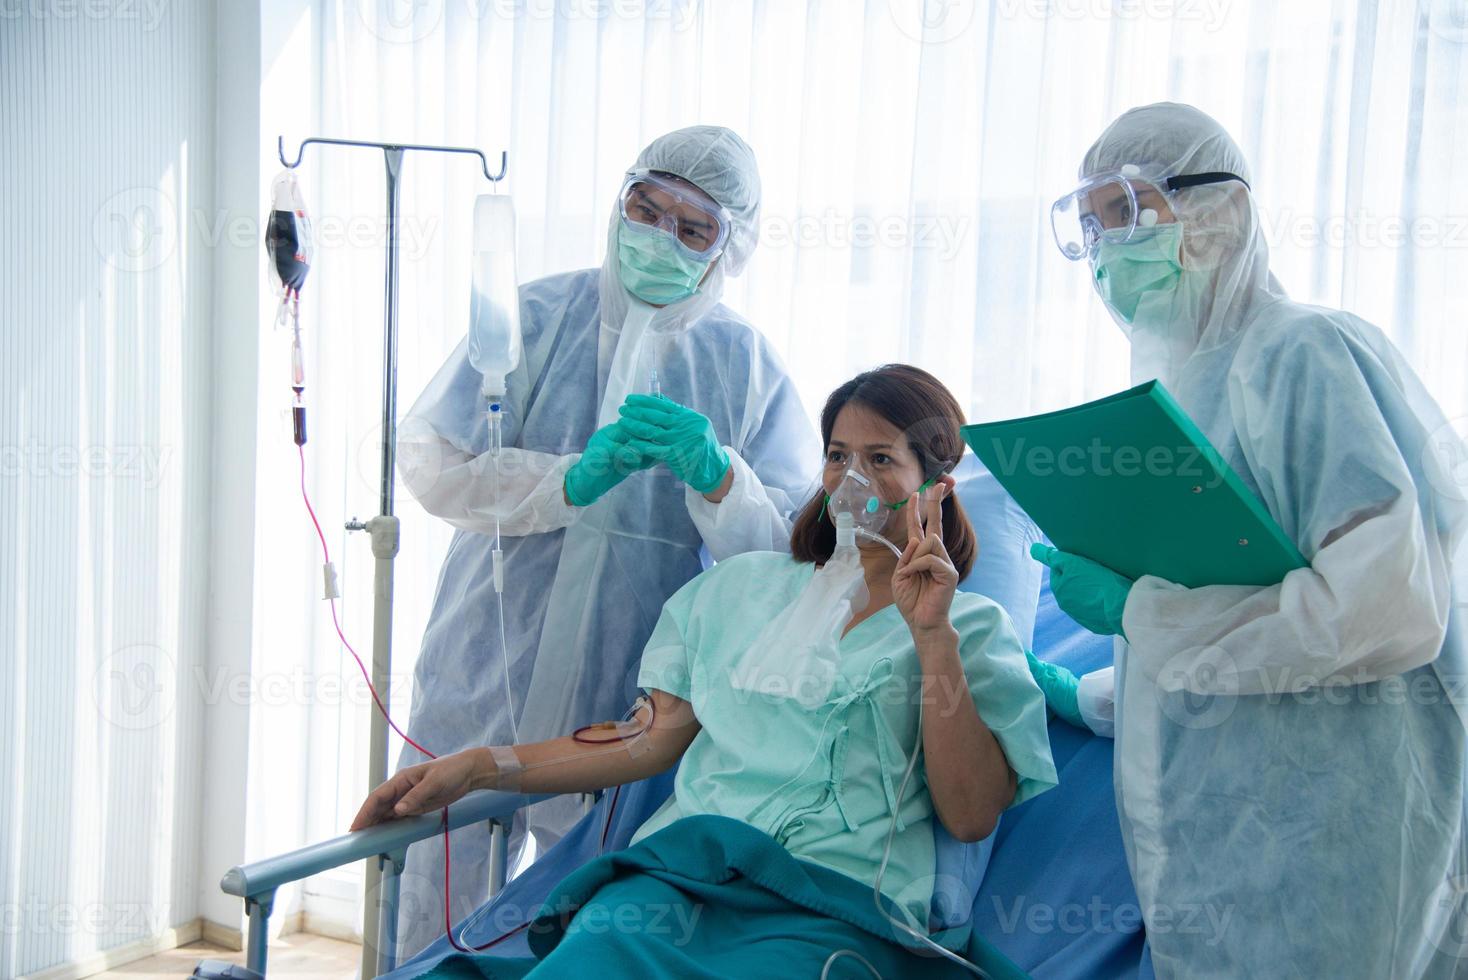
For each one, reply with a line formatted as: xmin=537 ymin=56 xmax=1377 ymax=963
xmin=563 ymin=421 xmax=656 ymax=507
xmin=1025 ymin=649 xmax=1085 ymax=729
xmin=617 ymin=394 xmax=731 ymax=494
xmin=1030 ymin=543 xmax=1134 ymax=638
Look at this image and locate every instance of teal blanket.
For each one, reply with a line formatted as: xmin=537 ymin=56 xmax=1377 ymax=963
xmin=420 ymin=814 xmax=1026 ymax=979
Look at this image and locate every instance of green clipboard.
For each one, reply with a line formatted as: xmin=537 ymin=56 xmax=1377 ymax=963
xmin=960 ymin=381 xmax=1307 ymax=588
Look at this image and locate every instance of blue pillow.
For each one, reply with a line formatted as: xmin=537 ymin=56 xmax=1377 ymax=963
xmin=931 ymin=456 xmax=1044 ymax=929
xmin=952 ymin=455 xmax=1043 ymax=648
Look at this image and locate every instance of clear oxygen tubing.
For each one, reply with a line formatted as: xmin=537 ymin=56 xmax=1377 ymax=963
xmin=820 ymin=484 xmax=989 ymax=980
xmin=817 ymin=696 xmax=990 ymax=979
xmin=870 ymin=696 xmax=990 ymax=978
xmin=865 ymin=478 xmax=988 ymax=977
xmin=856 ymin=526 xmax=904 ymax=559
xmin=820 ymin=952 xmax=881 ymax=980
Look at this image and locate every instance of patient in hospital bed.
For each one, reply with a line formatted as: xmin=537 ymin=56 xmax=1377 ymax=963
xmin=351 ymin=365 xmax=1058 ymax=979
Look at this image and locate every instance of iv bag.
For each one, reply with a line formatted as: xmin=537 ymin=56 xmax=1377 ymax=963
xmin=266 ymin=170 xmax=313 ymax=299
xmin=468 ymin=194 xmax=523 ymax=400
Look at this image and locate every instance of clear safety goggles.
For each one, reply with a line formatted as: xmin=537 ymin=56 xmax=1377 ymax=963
xmin=1050 ymin=165 xmax=1250 ymax=260
xmin=618 ymin=169 xmax=732 ymax=261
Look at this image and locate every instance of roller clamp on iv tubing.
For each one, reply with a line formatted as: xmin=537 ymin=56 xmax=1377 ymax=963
xmin=258 ymin=136 xmax=509 ymax=980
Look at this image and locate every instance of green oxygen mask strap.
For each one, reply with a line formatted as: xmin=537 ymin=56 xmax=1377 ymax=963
xmin=821 ymin=474 xmax=939 ymax=516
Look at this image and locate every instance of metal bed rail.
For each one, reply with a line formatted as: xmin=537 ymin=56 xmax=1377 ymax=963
xmin=219 ymin=790 xmax=551 ymax=977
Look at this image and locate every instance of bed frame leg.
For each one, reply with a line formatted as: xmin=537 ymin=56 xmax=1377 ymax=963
xmin=372 ymin=850 xmax=406 ymax=978
xmin=245 ymin=891 xmax=274 ymax=976
xmin=487 ymin=818 xmax=508 ymax=898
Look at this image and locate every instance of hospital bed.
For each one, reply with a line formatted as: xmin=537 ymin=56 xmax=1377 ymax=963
xmin=214 ymin=458 xmax=1152 ymax=979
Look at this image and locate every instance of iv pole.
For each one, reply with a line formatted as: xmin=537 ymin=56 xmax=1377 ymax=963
xmin=277 ymin=136 xmax=507 ymax=978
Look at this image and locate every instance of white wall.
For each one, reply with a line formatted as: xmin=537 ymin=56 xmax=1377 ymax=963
xmin=199 ymin=0 xmax=328 ymax=941
xmin=0 ymin=2 xmax=329 ymax=968
xmin=0 ymin=2 xmax=216 ymax=975
xmin=197 ymin=0 xmax=263 ymax=938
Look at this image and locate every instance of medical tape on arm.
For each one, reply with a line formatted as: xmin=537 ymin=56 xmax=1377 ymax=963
xmin=487 ymin=744 xmax=524 ymax=792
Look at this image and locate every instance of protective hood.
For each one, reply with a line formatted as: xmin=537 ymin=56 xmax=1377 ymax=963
xmin=1080 ymin=102 xmax=1285 ymax=385
xmin=595 ymin=124 xmax=763 ymax=425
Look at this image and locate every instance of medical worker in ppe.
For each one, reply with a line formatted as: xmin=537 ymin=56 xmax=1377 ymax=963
xmin=1037 ymin=102 xmax=1467 ymax=977
xmin=391 ymin=125 xmax=818 ymax=959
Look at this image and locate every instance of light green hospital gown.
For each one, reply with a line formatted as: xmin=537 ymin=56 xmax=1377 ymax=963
xmin=632 ymin=551 xmax=1058 ymax=926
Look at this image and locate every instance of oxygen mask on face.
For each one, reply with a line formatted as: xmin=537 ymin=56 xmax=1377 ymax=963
xmin=826 ymin=467 xmax=912 ymax=558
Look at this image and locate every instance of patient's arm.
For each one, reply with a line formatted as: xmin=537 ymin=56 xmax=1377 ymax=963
xmin=916 ymin=626 xmax=1017 ymax=842
xmin=895 ymin=483 xmax=1016 ymax=843
xmin=350 ymin=690 xmax=699 ymax=830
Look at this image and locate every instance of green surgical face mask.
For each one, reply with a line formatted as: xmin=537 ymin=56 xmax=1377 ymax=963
xmin=616 ymin=221 xmax=712 ymax=306
xmin=1090 ymin=222 xmax=1184 ymax=324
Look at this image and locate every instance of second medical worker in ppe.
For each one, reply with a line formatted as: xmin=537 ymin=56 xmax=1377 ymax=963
xmin=1037 ymin=102 xmax=1466 ymax=977
xmin=392 ymin=125 xmax=818 ymax=959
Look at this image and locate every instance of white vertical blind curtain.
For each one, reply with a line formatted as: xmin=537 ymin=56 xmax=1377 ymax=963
xmin=296 ymin=0 xmax=1468 ymax=841
xmin=0 ymin=4 xmax=214 ymax=976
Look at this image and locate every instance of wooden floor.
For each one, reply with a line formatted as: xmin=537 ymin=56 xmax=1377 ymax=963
xmin=93 ymin=934 xmax=361 ymax=979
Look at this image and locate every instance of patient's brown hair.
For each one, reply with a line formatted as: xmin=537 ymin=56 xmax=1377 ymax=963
xmin=789 ymin=364 xmax=976 ymax=579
